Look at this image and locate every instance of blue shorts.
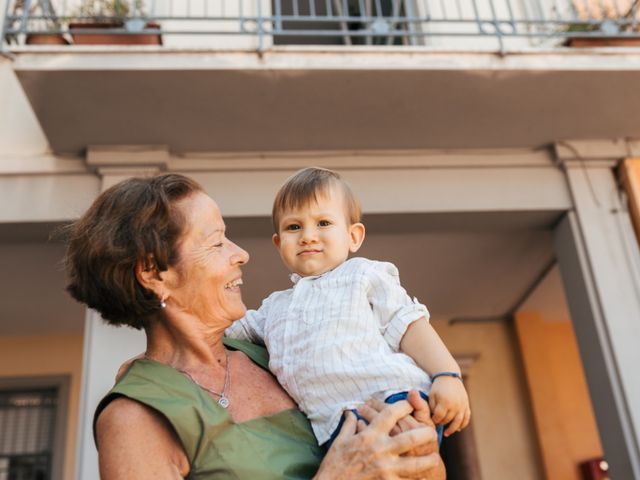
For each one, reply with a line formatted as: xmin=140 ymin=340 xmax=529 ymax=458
xmin=323 ymin=390 xmax=444 ymax=450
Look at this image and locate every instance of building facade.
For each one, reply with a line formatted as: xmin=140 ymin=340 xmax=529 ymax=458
xmin=1 ymin=1 xmax=640 ymax=479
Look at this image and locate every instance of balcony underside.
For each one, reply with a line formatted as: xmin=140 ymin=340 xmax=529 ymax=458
xmin=12 ymin=49 xmax=640 ymax=154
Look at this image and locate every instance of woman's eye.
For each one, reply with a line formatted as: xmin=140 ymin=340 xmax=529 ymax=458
xmin=286 ymin=224 xmax=300 ymax=231
xmin=318 ymin=220 xmax=331 ymax=227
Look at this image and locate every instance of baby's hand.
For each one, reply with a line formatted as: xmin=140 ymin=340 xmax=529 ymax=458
xmin=428 ymin=376 xmax=471 ymax=437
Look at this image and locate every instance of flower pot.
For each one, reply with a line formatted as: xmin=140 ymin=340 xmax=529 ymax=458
xmin=69 ymin=21 xmax=162 ymax=45
xmin=566 ymin=36 xmax=640 ymax=47
xmin=26 ymin=33 xmax=70 ymax=45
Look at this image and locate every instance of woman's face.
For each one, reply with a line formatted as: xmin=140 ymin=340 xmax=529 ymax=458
xmin=163 ymin=192 xmax=250 ymax=330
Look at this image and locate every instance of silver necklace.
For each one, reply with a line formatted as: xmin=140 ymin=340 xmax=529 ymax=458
xmin=176 ymin=349 xmax=231 ymax=408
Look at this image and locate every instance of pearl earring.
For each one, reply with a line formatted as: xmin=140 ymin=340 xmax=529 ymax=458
xmin=160 ymin=298 xmax=167 ymax=308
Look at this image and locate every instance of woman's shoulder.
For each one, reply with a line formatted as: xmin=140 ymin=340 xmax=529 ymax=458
xmin=223 ymin=337 xmax=269 ymax=369
xmin=96 ymin=395 xmax=160 ymax=436
xmin=95 ymin=396 xmax=190 ymax=478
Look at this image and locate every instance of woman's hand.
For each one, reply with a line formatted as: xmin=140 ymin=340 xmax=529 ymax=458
xmin=359 ymin=391 xmax=439 ymax=458
xmin=314 ymin=400 xmax=445 ymax=480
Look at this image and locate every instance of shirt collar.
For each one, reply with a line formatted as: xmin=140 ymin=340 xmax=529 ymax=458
xmin=289 ymin=271 xmax=323 ymax=285
xmin=289 ymin=259 xmax=353 ymax=285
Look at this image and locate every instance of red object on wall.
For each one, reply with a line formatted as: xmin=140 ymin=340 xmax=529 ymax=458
xmin=579 ymin=457 xmax=609 ymax=480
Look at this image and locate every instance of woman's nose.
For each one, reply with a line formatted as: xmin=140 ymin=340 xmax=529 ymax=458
xmin=230 ymin=242 xmax=250 ymax=265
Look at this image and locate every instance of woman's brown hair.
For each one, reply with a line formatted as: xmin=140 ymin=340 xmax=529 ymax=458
xmin=63 ymin=174 xmax=203 ymax=329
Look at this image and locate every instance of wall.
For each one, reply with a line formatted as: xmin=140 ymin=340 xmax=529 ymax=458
xmin=0 ymin=58 xmax=49 ymax=155
xmin=621 ymin=158 xmax=640 ymax=244
xmin=0 ymin=334 xmax=84 ymax=480
xmin=515 ymin=266 xmax=603 ymax=479
xmin=433 ymin=318 xmax=544 ymax=480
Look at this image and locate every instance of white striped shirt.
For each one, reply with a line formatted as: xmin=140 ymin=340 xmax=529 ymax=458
xmin=226 ymin=257 xmax=432 ymax=444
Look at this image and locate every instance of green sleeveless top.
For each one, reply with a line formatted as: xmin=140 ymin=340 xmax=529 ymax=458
xmin=94 ymin=338 xmax=324 ymax=479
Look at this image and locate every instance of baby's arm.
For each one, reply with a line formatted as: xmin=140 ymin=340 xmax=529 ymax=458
xmin=367 ymin=260 xmax=470 ymax=437
xmin=400 ymin=318 xmax=471 ymax=437
xmin=225 ymin=294 xmax=273 ymax=345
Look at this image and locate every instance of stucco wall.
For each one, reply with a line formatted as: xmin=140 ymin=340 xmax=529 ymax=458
xmin=0 ymin=334 xmax=84 ymax=480
xmin=433 ymin=318 xmax=544 ymax=480
xmin=515 ymin=266 xmax=603 ymax=479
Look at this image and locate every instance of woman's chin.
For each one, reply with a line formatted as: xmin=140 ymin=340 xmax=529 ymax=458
xmin=230 ymin=304 xmax=247 ymax=321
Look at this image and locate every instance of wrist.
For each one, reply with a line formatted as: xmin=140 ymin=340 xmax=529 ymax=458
xmin=431 ymin=371 xmax=463 ymax=382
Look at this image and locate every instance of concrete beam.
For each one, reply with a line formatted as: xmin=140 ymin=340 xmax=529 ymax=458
xmin=554 ymin=167 xmax=640 ymax=479
xmin=0 ymin=155 xmax=572 ymax=223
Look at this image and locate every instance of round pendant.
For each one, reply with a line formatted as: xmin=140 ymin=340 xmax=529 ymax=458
xmin=218 ymin=396 xmax=230 ymax=408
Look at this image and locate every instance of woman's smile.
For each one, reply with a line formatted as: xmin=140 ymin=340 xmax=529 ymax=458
xmin=224 ymin=277 xmax=243 ymax=293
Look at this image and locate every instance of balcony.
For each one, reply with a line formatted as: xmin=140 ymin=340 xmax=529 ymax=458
xmin=2 ymin=0 xmax=640 ymax=155
xmin=4 ymin=0 xmax=640 ymax=50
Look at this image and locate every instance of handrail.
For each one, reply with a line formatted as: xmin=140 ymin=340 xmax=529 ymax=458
xmin=3 ymin=0 xmax=640 ymax=51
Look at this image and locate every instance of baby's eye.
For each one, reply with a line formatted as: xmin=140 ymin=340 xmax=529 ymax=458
xmin=318 ymin=220 xmax=332 ymax=227
xmin=286 ymin=224 xmax=301 ymax=231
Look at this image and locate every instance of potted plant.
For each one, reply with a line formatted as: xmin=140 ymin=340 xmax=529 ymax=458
xmin=5 ymin=0 xmax=70 ymax=45
xmin=69 ymin=0 xmax=161 ymax=45
xmin=565 ymin=0 xmax=640 ymax=47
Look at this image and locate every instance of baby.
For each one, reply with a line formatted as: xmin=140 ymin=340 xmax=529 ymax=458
xmin=226 ymin=167 xmax=470 ymax=446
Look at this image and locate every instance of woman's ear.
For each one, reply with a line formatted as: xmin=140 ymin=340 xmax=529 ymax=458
xmin=348 ymin=223 xmax=365 ymax=253
xmin=135 ymin=255 xmax=164 ymax=296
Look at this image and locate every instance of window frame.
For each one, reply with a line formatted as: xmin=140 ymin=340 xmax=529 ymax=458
xmin=0 ymin=375 xmax=70 ymax=480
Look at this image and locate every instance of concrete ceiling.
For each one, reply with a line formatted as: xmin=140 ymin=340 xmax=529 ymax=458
xmin=12 ymin=50 xmax=640 ymax=155
xmin=0 ymin=211 xmax=557 ymax=336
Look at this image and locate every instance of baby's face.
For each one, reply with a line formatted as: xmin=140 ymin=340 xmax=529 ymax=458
xmin=273 ymin=188 xmax=364 ymax=277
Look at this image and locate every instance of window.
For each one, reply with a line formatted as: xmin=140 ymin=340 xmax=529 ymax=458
xmin=273 ymin=0 xmax=416 ymax=45
xmin=0 ymin=378 xmax=69 ymax=480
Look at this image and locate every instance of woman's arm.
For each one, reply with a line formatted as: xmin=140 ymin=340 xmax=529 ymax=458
xmin=314 ymin=401 xmax=445 ymax=480
xmin=95 ymin=397 xmax=190 ymax=479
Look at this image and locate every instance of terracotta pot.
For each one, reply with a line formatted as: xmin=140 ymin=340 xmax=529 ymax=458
xmin=566 ymin=36 xmax=640 ymax=47
xmin=26 ymin=34 xmax=70 ymax=45
xmin=69 ymin=21 xmax=162 ymax=45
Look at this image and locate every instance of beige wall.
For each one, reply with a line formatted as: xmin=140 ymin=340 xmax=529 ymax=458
xmin=0 ymin=334 xmax=84 ymax=480
xmin=433 ymin=318 xmax=544 ymax=480
xmin=515 ymin=266 xmax=603 ymax=479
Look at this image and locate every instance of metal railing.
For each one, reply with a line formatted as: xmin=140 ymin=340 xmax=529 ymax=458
xmin=3 ymin=0 xmax=640 ymax=51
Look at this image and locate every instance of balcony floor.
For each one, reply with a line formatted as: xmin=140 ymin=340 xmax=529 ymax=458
xmin=9 ymin=47 xmax=640 ymax=154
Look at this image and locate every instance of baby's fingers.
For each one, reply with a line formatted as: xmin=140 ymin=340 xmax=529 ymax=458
xmin=444 ymin=410 xmax=465 ymax=437
xmin=440 ymin=408 xmax=457 ymax=426
xmin=461 ymin=408 xmax=471 ymax=430
xmin=430 ymin=403 xmax=448 ymax=424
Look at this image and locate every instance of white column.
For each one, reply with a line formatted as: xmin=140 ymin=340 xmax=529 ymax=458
xmin=554 ymin=164 xmax=640 ymax=479
xmin=75 ymin=310 xmax=146 ymax=480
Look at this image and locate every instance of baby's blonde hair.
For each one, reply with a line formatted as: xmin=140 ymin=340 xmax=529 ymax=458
xmin=272 ymin=167 xmax=361 ymax=233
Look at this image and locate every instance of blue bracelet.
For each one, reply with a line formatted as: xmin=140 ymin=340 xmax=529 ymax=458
xmin=432 ymin=371 xmax=463 ymax=382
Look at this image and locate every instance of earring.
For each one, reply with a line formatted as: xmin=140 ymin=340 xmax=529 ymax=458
xmin=160 ymin=298 xmax=167 ymax=309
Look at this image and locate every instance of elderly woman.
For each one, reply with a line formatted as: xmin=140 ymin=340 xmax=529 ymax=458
xmin=64 ymin=174 xmax=445 ymax=479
